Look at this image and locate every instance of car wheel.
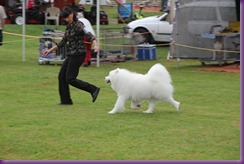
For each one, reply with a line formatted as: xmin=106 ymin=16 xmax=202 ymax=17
xmin=133 ymin=28 xmax=154 ymax=44
xmin=14 ymin=15 xmax=24 ymax=25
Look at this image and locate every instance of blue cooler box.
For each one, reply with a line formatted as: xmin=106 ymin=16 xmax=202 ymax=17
xmin=137 ymin=44 xmax=156 ymax=60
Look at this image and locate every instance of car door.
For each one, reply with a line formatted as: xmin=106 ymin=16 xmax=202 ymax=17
xmin=155 ymin=15 xmax=173 ymax=42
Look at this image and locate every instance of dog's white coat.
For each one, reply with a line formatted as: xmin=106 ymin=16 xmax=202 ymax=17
xmin=105 ymin=63 xmax=180 ymax=114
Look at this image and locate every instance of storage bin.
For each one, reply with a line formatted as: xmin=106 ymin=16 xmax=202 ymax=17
xmin=137 ymin=44 xmax=156 ymax=60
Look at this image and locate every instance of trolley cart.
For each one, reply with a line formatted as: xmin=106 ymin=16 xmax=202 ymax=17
xmin=38 ymin=36 xmax=67 ymax=65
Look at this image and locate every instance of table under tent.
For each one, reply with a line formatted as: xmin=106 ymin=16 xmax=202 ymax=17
xmin=170 ymin=0 xmax=240 ymax=66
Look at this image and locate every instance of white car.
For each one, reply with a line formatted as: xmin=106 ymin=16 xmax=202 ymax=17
xmin=125 ymin=13 xmax=173 ymax=44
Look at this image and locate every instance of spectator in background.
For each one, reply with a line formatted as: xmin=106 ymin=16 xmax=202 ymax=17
xmin=78 ymin=17 xmax=95 ymax=67
xmin=0 ymin=5 xmax=7 ymax=46
xmin=69 ymin=2 xmax=79 ymax=13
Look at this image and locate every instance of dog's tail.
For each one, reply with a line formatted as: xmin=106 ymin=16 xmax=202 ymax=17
xmin=147 ymin=63 xmax=172 ymax=84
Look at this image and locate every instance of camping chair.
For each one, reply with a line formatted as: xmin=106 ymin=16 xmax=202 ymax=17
xmin=45 ymin=7 xmax=60 ymax=27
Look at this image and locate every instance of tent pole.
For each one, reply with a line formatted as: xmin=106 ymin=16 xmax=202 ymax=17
xmin=96 ymin=0 xmax=100 ymax=67
xmin=22 ymin=0 xmax=26 ymax=61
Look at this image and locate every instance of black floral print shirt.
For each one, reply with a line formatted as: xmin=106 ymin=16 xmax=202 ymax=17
xmin=57 ymin=20 xmax=96 ymax=56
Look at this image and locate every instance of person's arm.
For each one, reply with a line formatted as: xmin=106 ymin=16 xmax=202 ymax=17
xmin=44 ymin=30 xmax=68 ymax=56
xmin=92 ymin=39 xmax=99 ymax=53
xmin=0 ymin=6 xmax=7 ymax=28
xmin=82 ymin=24 xmax=99 ymax=52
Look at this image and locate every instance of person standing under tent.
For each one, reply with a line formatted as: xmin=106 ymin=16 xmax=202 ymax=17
xmin=44 ymin=6 xmax=100 ymax=105
xmin=0 ymin=5 xmax=7 ymax=46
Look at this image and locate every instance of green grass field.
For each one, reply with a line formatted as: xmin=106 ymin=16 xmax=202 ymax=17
xmin=0 ymin=6 xmax=240 ymax=160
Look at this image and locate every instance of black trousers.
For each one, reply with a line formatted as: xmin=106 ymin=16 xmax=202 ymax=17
xmin=0 ymin=29 xmax=3 ymax=46
xmin=58 ymin=55 xmax=97 ymax=104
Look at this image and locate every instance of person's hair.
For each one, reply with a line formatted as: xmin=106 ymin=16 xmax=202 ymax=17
xmin=61 ymin=6 xmax=78 ymax=21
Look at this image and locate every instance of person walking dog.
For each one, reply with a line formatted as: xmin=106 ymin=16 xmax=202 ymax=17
xmin=0 ymin=5 xmax=7 ymax=46
xmin=44 ymin=6 xmax=100 ymax=105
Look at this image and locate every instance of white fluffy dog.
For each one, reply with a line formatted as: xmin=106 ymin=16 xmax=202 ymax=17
xmin=105 ymin=63 xmax=180 ymax=114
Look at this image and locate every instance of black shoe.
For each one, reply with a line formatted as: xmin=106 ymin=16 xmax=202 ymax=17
xmin=91 ymin=87 xmax=100 ymax=102
xmin=57 ymin=102 xmax=73 ymax=105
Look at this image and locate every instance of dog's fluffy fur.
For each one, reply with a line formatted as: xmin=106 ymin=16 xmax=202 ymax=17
xmin=105 ymin=63 xmax=180 ymax=114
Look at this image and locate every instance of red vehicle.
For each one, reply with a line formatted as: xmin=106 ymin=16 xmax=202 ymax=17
xmin=83 ymin=5 xmax=109 ymax=25
xmin=83 ymin=10 xmax=109 ymax=25
xmin=6 ymin=1 xmax=45 ymax=25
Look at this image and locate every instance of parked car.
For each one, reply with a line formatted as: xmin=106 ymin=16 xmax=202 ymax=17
xmin=125 ymin=13 xmax=173 ymax=44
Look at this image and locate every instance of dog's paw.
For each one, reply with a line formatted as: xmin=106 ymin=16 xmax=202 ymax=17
xmin=108 ymin=110 xmax=117 ymax=114
xmin=176 ymin=102 xmax=180 ymax=111
xmin=132 ymin=105 xmax=141 ymax=110
xmin=131 ymin=102 xmax=141 ymax=109
xmin=143 ymin=110 xmax=153 ymax=114
xmin=136 ymin=104 xmax=141 ymax=108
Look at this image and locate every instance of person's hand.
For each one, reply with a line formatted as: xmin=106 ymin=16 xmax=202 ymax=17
xmin=94 ymin=45 xmax=99 ymax=53
xmin=43 ymin=45 xmax=57 ymax=56
xmin=92 ymin=39 xmax=99 ymax=53
xmin=43 ymin=49 xmax=51 ymax=56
